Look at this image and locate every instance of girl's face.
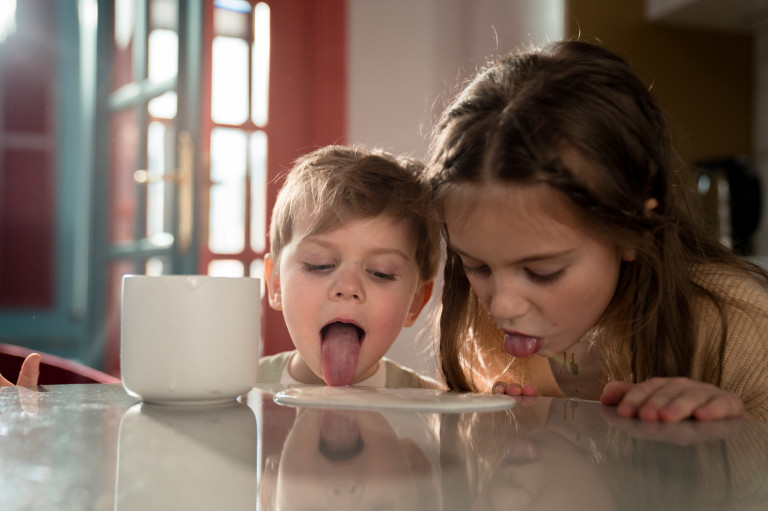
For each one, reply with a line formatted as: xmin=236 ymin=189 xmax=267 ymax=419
xmin=444 ymin=182 xmax=632 ymax=359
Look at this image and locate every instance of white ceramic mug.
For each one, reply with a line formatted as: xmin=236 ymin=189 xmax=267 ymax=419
xmin=121 ymin=275 xmax=260 ymax=405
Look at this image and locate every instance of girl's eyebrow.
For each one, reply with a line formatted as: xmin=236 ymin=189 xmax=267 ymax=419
xmin=449 ymin=243 xmax=575 ymax=265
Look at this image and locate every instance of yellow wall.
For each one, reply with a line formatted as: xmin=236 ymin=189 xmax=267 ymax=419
xmin=566 ymin=0 xmax=753 ymax=167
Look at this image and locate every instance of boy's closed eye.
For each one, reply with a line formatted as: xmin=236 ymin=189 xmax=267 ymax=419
xmin=302 ymin=261 xmax=399 ymax=282
xmin=367 ymin=269 xmax=397 ymax=281
xmin=302 ymin=262 xmax=336 ymax=273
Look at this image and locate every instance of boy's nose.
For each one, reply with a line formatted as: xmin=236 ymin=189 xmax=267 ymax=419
xmin=330 ymin=269 xmax=365 ymax=302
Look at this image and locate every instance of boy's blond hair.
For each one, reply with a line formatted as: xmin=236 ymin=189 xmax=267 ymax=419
xmin=269 ymin=145 xmax=440 ymax=283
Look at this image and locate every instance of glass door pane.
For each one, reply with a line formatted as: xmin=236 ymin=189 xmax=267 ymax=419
xmin=203 ymin=1 xmax=269 ymax=280
xmin=98 ymin=0 xmax=200 ymax=375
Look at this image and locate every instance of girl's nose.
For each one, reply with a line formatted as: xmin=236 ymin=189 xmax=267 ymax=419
xmin=487 ymin=279 xmax=529 ymax=320
xmin=330 ymin=268 xmax=365 ymax=302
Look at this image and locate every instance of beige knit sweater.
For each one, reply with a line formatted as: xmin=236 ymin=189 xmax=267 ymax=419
xmin=503 ymin=266 xmax=768 ymax=420
xmin=689 ymin=267 xmax=768 ymax=420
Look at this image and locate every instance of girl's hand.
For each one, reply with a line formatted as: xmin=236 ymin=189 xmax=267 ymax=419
xmin=600 ymin=378 xmax=747 ymax=422
xmin=492 ymin=381 xmax=539 ymax=397
xmin=0 ymin=353 xmax=41 ymax=388
xmin=601 ymin=406 xmax=744 ymax=444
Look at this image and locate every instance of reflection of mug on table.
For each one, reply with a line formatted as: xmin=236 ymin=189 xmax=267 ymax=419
xmin=262 ymin=408 xmax=441 ymax=511
xmin=121 ymin=275 xmax=260 ymax=405
xmin=116 ymin=402 xmax=257 ymax=509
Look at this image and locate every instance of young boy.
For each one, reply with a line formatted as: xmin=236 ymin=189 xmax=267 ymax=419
xmin=258 ymin=145 xmax=443 ymax=388
xmin=1 ymin=145 xmax=443 ymax=390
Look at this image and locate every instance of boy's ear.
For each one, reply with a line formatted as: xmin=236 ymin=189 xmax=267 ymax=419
xmin=263 ymin=254 xmax=282 ymax=311
xmin=404 ymin=281 xmax=434 ymax=327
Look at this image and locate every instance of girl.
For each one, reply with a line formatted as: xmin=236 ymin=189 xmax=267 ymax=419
xmin=426 ymin=40 xmax=768 ymax=422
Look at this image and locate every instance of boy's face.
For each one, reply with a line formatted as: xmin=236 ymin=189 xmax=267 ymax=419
xmin=265 ymin=214 xmax=431 ymax=386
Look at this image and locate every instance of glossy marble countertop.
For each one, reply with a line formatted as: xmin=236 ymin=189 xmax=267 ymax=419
xmin=1 ymin=383 xmax=767 ymax=510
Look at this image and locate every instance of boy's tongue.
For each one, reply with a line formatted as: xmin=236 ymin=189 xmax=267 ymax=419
xmin=504 ymin=333 xmax=543 ymax=358
xmin=321 ymin=322 xmax=362 ymax=386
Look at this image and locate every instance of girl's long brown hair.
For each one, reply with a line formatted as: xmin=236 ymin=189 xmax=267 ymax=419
xmin=427 ymin=40 xmax=768 ymax=391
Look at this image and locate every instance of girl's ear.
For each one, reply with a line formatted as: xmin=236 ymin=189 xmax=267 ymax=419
xmin=263 ymin=254 xmax=282 ymax=311
xmin=619 ymin=197 xmax=657 ymax=263
xmin=404 ymin=281 xmax=434 ymax=327
xmin=619 ymin=244 xmax=637 ymax=262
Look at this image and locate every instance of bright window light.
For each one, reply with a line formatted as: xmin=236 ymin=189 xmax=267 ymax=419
xmin=208 ymin=259 xmax=244 ymax=277
xmin=251 ymin=3 xmax=270 ymax=126
xmin=212 ymin=36 xmax=249 ymax=124
xmin=0 ymin=0 xmax=17 ymax=43
xmin=148 ymin=28 xmax=178 ymax=83
xmin=209 ymin=128 xmax=247 ymax=253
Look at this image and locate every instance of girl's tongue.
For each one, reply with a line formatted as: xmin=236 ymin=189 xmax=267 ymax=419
xmin=321 ymin=322 xmax=362 ymax=386
xmin=503 ymin=333 xmax=543 ymax=358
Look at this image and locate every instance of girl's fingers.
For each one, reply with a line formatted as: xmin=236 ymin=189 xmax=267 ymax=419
xmin=503 ymin=383 xmax=523 ymax=396
xmin=640 ymin=379 xmax=745 ymax=422
xmin=602 ymin=378 xmax=747 ymax=422
xmin=491 ymin=381 xmax=539 ymax=400
xmin=491 ymin=381 xmax=524 ymax=396
xmin=600 ymin=381 xmax=633 ymax=406
xmin=507 ymin=384 xmax=539 ymax=408
xmin=691 ymin=394 xmax=746 ymax=421
xmin=604 ymin=378 xmax=668 ymax=419
xmin=492 ymin=381 xmax=509 ymax=394
xmin=636 ymin=378 xmax=700 ymax=422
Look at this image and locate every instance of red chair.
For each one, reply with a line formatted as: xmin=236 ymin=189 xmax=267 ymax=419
xmin=0 ymin=343 xmax=120 ymax=385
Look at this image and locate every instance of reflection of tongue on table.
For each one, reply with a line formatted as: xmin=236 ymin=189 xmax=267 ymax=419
xmin=319 ymin=410 xmax=364 ymax=461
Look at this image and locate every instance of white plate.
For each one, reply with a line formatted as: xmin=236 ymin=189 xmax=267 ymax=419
xmin=272 ymin=386 xmax=516 ymax=413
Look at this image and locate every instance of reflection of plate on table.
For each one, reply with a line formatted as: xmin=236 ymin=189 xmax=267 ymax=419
xmin=273 ymin=386 xmax=516 ymax=413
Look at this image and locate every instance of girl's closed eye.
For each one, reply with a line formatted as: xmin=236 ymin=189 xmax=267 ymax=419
xmin=462 ymin=263 xmax=490 ymax=277
xmin=526 ymin=268 xmax=564 ymax=284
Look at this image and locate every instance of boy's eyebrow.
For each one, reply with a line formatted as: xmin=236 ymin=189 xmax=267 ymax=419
xmin=367 ymin=247 xmax=413 ymax=261
xmin=301 ymin=237 xmax=413 ymax=261
xmin=448 ymin=243 xmax=574 ymax=264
